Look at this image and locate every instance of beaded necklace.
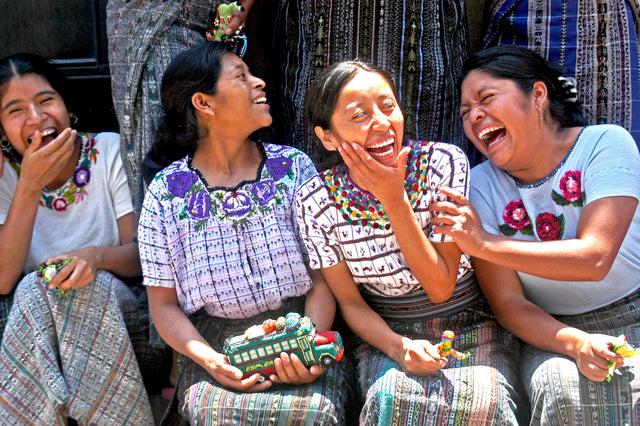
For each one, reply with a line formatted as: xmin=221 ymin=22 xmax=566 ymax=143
xmin=321 ymin=141 xmax=434 ymax=229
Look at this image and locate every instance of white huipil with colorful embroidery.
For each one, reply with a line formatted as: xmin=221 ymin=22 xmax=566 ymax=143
xmin=470 ymin=125 xmax=640 ymax=315
xmin=0 ymin=132 xmax=132 ymax=275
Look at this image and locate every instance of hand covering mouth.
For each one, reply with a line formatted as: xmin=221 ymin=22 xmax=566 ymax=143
xmin=30 ymin=128 xmax=58 ymax=145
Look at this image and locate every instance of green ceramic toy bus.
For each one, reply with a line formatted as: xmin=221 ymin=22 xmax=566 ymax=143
xmin=223 ymin=312 xmax=344 ymax=380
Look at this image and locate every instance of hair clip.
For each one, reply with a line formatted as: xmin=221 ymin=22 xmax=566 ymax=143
xmin=206 ymin=1 xmax=248 ymax=58
xmin=557 ymin=76 xmax=578 ymax=103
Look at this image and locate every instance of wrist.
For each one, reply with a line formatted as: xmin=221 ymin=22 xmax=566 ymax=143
xmin=16 ymin=175 xmax=45 ymax=198
xmin=558 ymin=327 xmax=589 ymax=360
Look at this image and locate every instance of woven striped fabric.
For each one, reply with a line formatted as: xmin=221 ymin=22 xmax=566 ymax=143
xmin=361 ymin=270 xmax=481 ymax=321
xmin=521 ymin=289 xmax=640 ymax=425
xmin=354 ymin=299 xmax=528 ymax=425
xmin=0 ymin=270 xmax=154 ymax=425
xmin=268 ymin=0 xmax=472 ymax=167
xmin=165 ymin=299 xmax=355 ymax=425
xmin=485 ymin=0 xmax=640 ymax=145
xmin=107 ymin=0 xmax=215 ymax=215
xmin=0 ymin=289 xmax=14 ymax=340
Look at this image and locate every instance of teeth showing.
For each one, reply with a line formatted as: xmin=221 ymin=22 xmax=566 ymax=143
xmin=40 ymin=129 xmax=55 ymax=137
xmin=478 ymin=126 xmax=504 ymax=141
xmin=368 ymin=137 xmax=394 ymax=149
xmin=254 ymin=97 xmax=267 ymax=104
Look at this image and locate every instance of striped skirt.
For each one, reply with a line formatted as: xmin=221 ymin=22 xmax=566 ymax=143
xmin=355 ymin=297 xmax=527 ymax=425
xmin=0 ymin=270 xmax=154 ymax=425
xmin=165 ymin=298 xmax=354 ymax=425
xmin=521 ymin=289 xmax=640 ymax=425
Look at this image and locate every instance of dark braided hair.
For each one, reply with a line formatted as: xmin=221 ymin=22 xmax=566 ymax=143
xmin=461 ymin=45 xmax=587 ymax=128
xmin=143 ymin=41 xmax=233 ymax=184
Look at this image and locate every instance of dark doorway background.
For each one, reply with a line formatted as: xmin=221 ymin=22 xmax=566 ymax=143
xmin=0 ymin=0 xmax=118 ymax=133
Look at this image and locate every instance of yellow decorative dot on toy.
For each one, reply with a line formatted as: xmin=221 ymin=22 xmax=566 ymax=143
xmin=606 ymin=334 xmax=640 ymax=382
xmin=436 ymin=330 xmax=469 ymax=360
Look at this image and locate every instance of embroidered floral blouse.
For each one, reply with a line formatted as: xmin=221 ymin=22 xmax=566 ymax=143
xmin=0 ymin=132 xmax=132 ymax=274
xmin=138 ymin=143 xmax=317 ymax=318
xmin=470 ymin=125 xmax=640 ymax=315
xmin=296 ymin=140 xmax=473 ymax=298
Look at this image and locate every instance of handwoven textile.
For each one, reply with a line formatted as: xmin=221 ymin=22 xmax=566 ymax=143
xmin=355 ymin=299 xmax=527 ymax=425
xmin=107 ymin=0 xmax=218 ymax=216
xmin=164 ymin=299 xmax=354 ymax=425
xmin=269 ymin=0 xmax=471 ymax=166
xmin=521 ymin=288 xmax=640 ymax=425
xmin=484 ymin=0 xmax=640 ymax=144
xmin=0 ymin=270 xmax=154 ymax=425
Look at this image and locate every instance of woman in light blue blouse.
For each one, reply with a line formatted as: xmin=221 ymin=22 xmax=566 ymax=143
xmin=433 ymin=45 xmax=640 ymax=424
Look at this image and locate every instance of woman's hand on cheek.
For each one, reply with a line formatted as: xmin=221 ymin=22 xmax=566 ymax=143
xmin=204 ymin=351 xmax=273 ymax=393
xmin=397 ymin=337 xmax=447 ymax=376
xmin=21 ymin=128 xmax=76 ymax=190
xmin=429 ymin=187 xmax=487 ymax=257
xmin=270 ymin=352 xmax=326 ymax=384
xmin=338 ymin=142 xmax=410 ymax=204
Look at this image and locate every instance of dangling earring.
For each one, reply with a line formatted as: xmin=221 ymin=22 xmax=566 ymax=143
xmin=0 ymin=137 xmax=9 ymax=149
xmin=70 ymin=113 xmax=78 ymax=126
xmin=535 ymin=104 xmax=544 ymax=129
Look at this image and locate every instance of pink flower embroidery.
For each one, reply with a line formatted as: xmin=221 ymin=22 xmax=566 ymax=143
xmin=503 ymin=199 xmax=531 ymax=230
xmin=559 ymin=170 xmax=582 ymax=202
xmin=536 ymin=213 xmax=561 ymax=240
xmin=51 ymin=196 xmax=69 ymax=212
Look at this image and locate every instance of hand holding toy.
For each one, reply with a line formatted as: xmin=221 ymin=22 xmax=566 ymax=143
xmin=37 ymin=258 xmax=74 ymax=298
xmin=606 ymin=334 xmax=640 ymax=382
xmin=224 ymin=312 xmax=344 ymax=380
xmin=436 ymin=330 xmax=469 ymax=360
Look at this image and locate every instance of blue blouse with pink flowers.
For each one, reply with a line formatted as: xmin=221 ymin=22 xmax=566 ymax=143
xmin=137 ymin=143 xmax=316 ymax=318
xmin=470 ymin=125 xmax=640 ymax=315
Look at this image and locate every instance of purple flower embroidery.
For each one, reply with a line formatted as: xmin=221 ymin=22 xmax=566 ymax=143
xmin=559 ymin=170 xmax=582 ymax=202
xmin=503 ymin=199 xmax=530 ymax=230
xmin=167 ymin=171 xmax=198 ymax=198
xmin=266 ymin=157 xmax=292 ymax=181
xmin=251 ymin=179 xmax=275 ymax=205
xmin=186 ymin=191 xmax=211 ymax=220
xmin=52 ymin=196 xmax=69 ymax=212
xmin=536 ymin=213 xmax=561 ymax=241
xmin=221 ymin=191 xmax=253 ymax=218
xmin=73 ymin=166 xmax=91 ymax=187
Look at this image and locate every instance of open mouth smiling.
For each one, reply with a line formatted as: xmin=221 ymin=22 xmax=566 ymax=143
xmin=367 ymin=136 xmax=395 ymax=159
xmin=478 ymin=126 xmax=506 ymax=148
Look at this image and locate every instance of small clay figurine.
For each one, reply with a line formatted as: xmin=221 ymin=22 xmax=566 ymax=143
xmin=436 ymin=330 xmax=469 ymax=360
xmin=606 ymin=334 xmax=640 ymax=382
xmin=37 ymin=258 xmax=74 ymax=298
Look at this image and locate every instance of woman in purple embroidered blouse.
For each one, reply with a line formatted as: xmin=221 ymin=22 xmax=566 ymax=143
xmin=137 ymin=42 xmax=350 ymax=424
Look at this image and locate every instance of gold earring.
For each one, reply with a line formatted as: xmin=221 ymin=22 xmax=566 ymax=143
xmin=0 ymin=137 xmax=9 ymax=149
xmin=70 ymin=113 xmax=78 ymax=126
xmin=535 ymin=104 xmax=544 ymax=128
